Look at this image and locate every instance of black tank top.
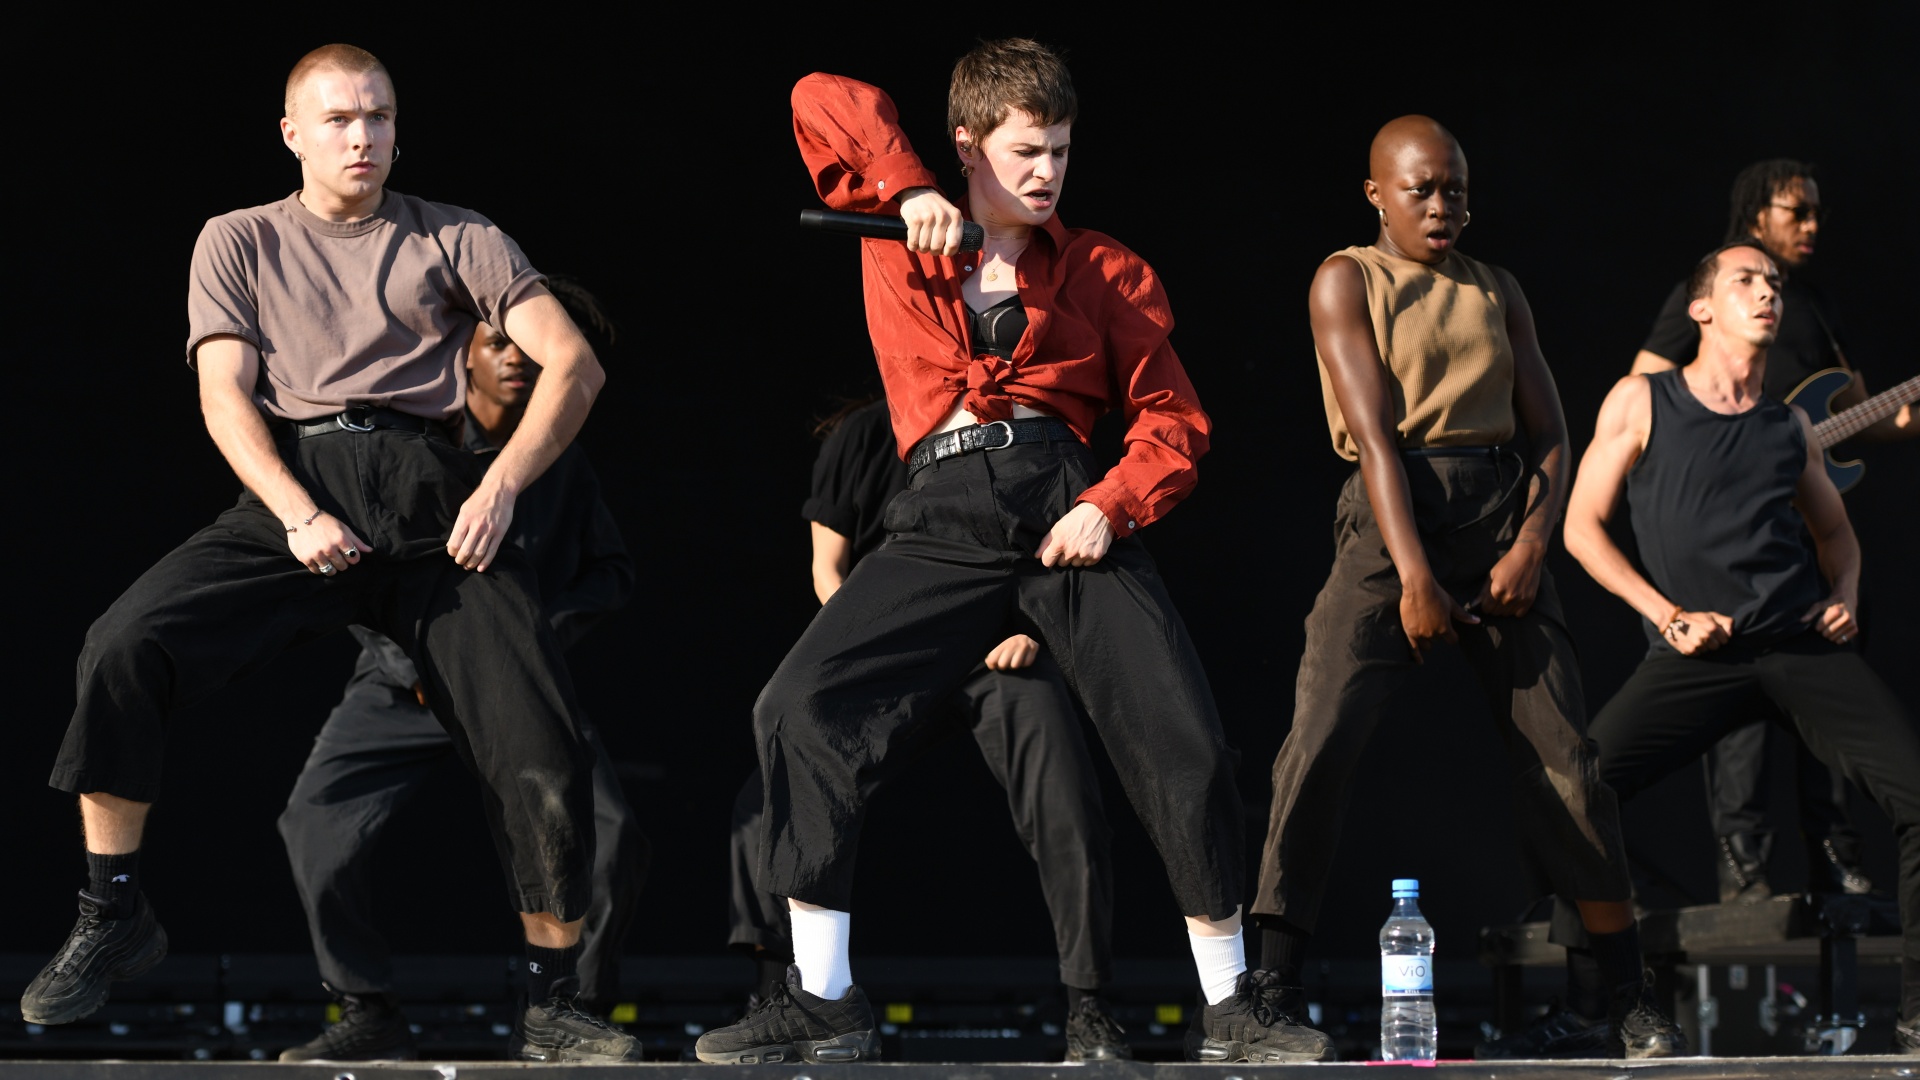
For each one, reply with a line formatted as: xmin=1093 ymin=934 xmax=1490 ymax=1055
xmin=1627 ymin=369 xmax=1823 ymax=651
xmin=968 ymin=294 xmax=1028 ymax=360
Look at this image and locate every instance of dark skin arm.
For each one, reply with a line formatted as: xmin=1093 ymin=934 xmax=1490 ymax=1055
xmin=1311 ymin=255 xmax=1478 ymax=660
xmin=1473 ymin=267 xmax=1571 ymax=617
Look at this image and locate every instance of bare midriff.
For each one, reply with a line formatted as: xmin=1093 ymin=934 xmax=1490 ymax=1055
xmin=933 ymin=400 xmax=1052 ymax=434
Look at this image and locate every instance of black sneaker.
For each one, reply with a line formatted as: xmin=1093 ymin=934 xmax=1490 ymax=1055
xmin=511 ymin=978 xmax=643 ymax=1063
xmin=279 ymin=990 xmax=417 ymax=1062
xmin=1064 ymin=995 xmax=1131 ymax=1062
xmin=1892 ymin=1014 xmax=1918 ymax=1055
xmin=20 ymin=890 xmax=168 ymax=1025
xmin=694 ymin=964 xmax=878 ymax=1064
xmin=1186 ymin=969 xmax=1335 ymax=1063
xmin=1475 ymin=1002 xmax=1611 ymax=1059
xmin=1611 ymin=980 xmax=1686 ymax=1059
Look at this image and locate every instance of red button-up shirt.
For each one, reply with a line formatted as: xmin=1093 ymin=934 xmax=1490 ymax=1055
xmin=792 ymin=73 xmax=1211 ymax=535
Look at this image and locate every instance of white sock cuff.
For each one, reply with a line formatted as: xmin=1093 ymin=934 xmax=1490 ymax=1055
xmin=789 ymin=905 xmax=854 ymax=1000
xmin=1188 ymin=926 xmax=1247 ymax=1007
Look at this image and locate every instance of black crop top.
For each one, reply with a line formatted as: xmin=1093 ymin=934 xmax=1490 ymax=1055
xmin=968 ymin=294 xmax=1028 ymax=360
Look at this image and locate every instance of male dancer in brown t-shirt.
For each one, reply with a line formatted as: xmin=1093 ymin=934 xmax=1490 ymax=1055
xmin=22 ymin=44 xmax=639 ymax=1064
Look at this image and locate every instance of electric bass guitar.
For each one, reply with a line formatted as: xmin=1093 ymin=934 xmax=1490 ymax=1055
xmin=1783 ymin=367 xmax=1920 ymax=493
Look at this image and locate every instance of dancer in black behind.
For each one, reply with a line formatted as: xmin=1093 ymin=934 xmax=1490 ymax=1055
xmin=278 ymin=282 xmax=644 ymax=1062
xmin=21 ymin=44 xmax=639 ymax=1064
xmin=1558 ymin=240 xmax=1920 ymax=1056
xmin=727 ymin=396 xmax=1126 ymax=1062
xmin=1632 ymin=160 xmax=1914 ymax=903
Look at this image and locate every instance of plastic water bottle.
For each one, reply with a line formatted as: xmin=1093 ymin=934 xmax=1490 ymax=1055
xmin=1379 ymin=877 xmax=1436 ymax=1061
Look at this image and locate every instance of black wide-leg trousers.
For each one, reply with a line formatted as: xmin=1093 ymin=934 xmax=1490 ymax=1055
xmin=51 ymin=428 xmax=596 ymax=918
xmin=279 ymin=650 xmax=647 ymax=1002
xmin=731 ymin=654 xmax=1115 ymax=988
xmin=1255 ymin=456 xmax=1632 ymax=931
xmin=752 ymin=437 xmax=1243 ymax=919
xmin=1552 ymin=635 xmax=1920 ymax=993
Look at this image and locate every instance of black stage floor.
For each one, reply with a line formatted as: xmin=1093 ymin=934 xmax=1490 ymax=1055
xmin=0 ymin=1058 xmax=1916 ymax=1078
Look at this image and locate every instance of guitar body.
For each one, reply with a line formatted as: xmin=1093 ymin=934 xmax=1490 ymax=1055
xmin=1784 ymin=367 xmax=1865 ymax=493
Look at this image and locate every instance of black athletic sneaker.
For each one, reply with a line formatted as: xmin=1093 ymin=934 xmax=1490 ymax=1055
xmin=1474 ymin=1002 xmax=1611 ymax=1059
xmin=510 ymin=978 xmax=644 ymax=1063
xmin=20 ymin=890 xmax=168 ymax=1025
xmin=694 ymin=964 xmax=878 ymax=1064
xmin=1891 ymin=1014 xmax=1917 ymax=1056
xmin=1186 ymin=969 xmax=1335 ymax=1063
xmin=1064 ymin=995 xmax=1131 ymax=1062
xmin=279 ymin=990 xmax=417 ymax=1062
xmin=1611 ymin=980 xmax=1686 ymax=1059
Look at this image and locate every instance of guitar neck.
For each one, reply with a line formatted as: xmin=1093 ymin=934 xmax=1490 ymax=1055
xmin=1814 ymin=374 xmax=1920 ymax=448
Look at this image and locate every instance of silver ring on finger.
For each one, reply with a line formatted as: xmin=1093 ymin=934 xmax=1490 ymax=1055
xmin=319 ymin=563 xmax=336 ymax=576
xmin=345 ymin=548 xmax=359 ymax=559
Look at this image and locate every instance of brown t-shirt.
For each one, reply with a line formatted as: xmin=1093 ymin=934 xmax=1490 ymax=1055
xmin=186 ymin=190 xmax=546 ymax=421
xmin=1316 ymin=245 xmax=1517 ymax=461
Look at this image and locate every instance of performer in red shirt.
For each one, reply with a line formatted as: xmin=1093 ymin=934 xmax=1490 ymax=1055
xmin=696 ymin=39 xmax=1327 ymax=1065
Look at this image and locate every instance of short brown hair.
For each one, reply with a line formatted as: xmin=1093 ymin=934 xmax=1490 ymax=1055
xmin=285 ymin=44 xmax=392 ymax=116
xmin=1687 ymin=240 xmax=1774 ymax=302
xmin=947 ymin=39 xmax=1076 ymax=148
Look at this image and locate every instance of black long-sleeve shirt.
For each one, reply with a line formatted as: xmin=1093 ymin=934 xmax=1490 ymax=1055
xmin=353 ymin=410 xmax=633 ymax=689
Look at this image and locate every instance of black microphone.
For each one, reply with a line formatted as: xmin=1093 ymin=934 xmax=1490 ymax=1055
xmin=798 ymin=208 xmax=985 ymax=252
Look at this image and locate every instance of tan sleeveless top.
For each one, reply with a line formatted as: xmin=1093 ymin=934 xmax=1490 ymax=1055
xmin=1316 ymin=245 xmax=1516 ymax=461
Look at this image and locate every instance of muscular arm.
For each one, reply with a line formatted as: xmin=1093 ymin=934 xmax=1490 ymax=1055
xmin=1564 ymin=377 xmax=1730 ymax=653
xmin=1477 ymin=270 xmax=1568 ymax=616
xmin=448 ymin=287 xmax=605 ymax=571
xmin=1791 ymin=406 xmax=1865 ymax=639
xmin=1829 ymin=361 xmax=1918 ymax=441
xmin=1311 ymin=256 xmax=1476 ymax=659
xmin=197 ymin=335 xmax=368 ymax=573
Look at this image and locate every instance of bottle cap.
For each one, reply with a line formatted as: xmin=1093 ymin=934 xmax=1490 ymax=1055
xmin=1391 ymin=878 xmax=1419 ymax=897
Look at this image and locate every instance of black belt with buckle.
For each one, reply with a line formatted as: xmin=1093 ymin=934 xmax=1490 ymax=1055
xmin=283 ymin=405 xmax=438 ymax=440
xmin=1402 ymin=444 xmax=1509 ymax=459
xmin=907 ymin=417 xmax=1075 ymax=477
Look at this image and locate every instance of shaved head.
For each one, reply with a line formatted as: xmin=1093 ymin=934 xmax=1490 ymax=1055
xmin=1369 ymin=115 xmax=1461 ymax=180
xmin=285 ymin=44 xmax=392 ymax=116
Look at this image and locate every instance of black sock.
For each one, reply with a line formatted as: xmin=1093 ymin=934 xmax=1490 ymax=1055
xmin=85 ymin=850 xmax=140 ymax=919
xmin=1565 ymin=947 xmax=1606 ymax=1020
xmin=1256 ymin=916 xmax=1311 ymax=986
xmin=1065 ymin=985 xmax=1097 ymax=1011
xmin=525 ymin=943 xmax=580 ymax=1003
xmin=1586 ymin=923 xmax=1646 ymax=1006
xmin=756 ymin=956 xmax=793 ymax=1001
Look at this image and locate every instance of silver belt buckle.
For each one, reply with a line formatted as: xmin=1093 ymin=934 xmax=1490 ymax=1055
xmin=336 ymin=407 xmax=377 ymax=433
xmin=980 ymin=419 xmax=1015 ymax=451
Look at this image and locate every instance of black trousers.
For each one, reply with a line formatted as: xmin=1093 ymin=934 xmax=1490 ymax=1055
xmin=731 ymin=655 xmax=1114 ymax=988
xmin=51 ymin=428 xmax=596 ymax=918
xmin=752 ymin=437 xmax=1243 ymax=918
xmin=1255 ymin=456 xmax=1631 ymax=930
xmin=278 ymin=651 xmax=647 ymax=1003
xmin=1705 ymin=718 xmax=1857 ymax=846
xmin=1551 ymin=634 xmax=1920 ymax=986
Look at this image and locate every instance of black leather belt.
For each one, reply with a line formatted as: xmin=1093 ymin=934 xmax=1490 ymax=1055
xmin=1403 ymin=444 xmax=1509 ymax=459
xmin=282 ymin=405 xmax=438 ymax=440
xmin=907 ymin=417 xmax=1075 ymax=477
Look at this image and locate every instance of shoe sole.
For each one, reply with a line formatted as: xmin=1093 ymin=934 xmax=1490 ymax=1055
xmin=1188 ymin=1035 xmax=1335 ymax=1064
xmin=278 ymin=1050 xmax=419 ymax=1064
xmin=695 ymin=1030 xmax=878 ymax=1065
xmin=21 ymin=923 xmax=169 ymax=1026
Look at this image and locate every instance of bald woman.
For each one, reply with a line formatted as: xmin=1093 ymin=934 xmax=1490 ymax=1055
xmin=1247 ymin=118 xmax=1683 ymax=1060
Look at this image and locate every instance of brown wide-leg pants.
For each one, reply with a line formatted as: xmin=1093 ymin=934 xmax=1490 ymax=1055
xmin=1253 ymin=452 xmax=1631 ymax=930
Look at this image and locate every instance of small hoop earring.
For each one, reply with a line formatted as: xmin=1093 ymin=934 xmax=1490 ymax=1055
xmin=1377 ymin=207 xmax=1385 ymax=224
xmin=960 ymin=164 xmax=972 ymax=178
xmin=392 ymin=146 xmax=401 ymax=162
xmin=295 ymin=151 xmax=306 ymax=161
xmin=1464 ymin=210 xmax=1472 ymax=225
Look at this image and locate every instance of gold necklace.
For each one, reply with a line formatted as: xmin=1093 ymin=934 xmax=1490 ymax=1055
xmin=983 ymin=239 xmax=1028 ymax=283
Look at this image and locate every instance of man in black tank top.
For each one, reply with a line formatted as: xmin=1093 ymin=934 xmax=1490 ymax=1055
xmin=1562 ymin=241 xmax=1920 ymax=1054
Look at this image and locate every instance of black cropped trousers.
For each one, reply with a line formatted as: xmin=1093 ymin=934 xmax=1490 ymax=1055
xmin=51 ymin=427 xmax=596 ymax=919
xmin=752 ymin=436 xmax=1244 ymax=919
xmin=731 ymin=654 xmax=1114 ymax=989
xmin=1255 ymin=454 xmax=1632 ymax=931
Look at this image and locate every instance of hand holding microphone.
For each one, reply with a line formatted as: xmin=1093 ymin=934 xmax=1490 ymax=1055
xmin=797 ymin=189 xmax=985 ymax=254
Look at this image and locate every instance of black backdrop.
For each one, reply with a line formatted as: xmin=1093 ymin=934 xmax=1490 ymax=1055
xmin=7 ymin=12 xmax=1915 ymax=977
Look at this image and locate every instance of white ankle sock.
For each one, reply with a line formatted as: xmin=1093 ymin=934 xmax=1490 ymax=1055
xmin=1188 ymin=926 xmax=1247 ymax=1006
xmin=788 ymin=905 xmax=853 ymax=1000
